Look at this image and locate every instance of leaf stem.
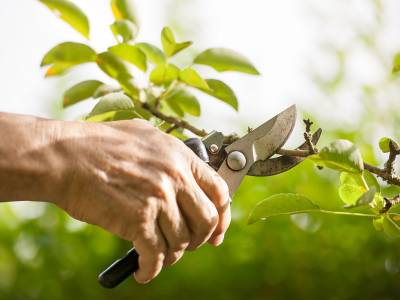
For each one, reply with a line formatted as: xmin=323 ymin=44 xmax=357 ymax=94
xmin=318 ymin=210 xmax=376 ymax=218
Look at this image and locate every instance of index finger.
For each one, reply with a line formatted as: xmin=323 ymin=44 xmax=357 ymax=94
xmin=191 ymin=160 xmax=231 ymax=246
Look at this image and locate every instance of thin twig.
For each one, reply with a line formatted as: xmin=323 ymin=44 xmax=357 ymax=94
xmin=303 ymin=119 xmax=318 ymax=154
xmin=166 ymin=124 xmax=179 ymax=134
xmin=385 ymin=140 xmax=400 ymax=174
xmin=142 ymin=103 xmax=208 ymax=137
xmin=277 ymin=148 xmax=310 ymax=157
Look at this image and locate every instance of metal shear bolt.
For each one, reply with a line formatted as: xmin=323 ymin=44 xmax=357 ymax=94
xmin=227 ymin=151 xmax=247 ymax=171
xmin=209 ymin=144 xmax=219 ymax=154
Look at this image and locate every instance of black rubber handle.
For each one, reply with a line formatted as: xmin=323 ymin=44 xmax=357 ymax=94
xmin=98 ymin=138 xmax=209 ymax=288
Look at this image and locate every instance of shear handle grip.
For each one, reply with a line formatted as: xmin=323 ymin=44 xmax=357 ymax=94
xmin=98 ymin=138 xmax=209 ymax=288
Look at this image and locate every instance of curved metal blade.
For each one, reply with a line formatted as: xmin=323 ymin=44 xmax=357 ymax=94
xmin=217 ymin=105 xmax=297 ymax=196
xmin=248 ymin=128 xmax=322 ymax=176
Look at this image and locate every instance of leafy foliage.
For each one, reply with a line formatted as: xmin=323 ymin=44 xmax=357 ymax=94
xmin=39 ymin=0 xmax=90 ymax=38
xmin=310 ymin=139 xmax=364 ymax=174
xmin=194 ymin=48 xmax=260 ymax=74
xmin=39 ymin=0 xmax=256 ymax=125
xmin=63 ymin=80 xmax=103 ymax=107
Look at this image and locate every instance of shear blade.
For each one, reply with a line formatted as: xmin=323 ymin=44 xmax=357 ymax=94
xmin=217 ymin=105 xmax=297 ymax=196
xmin=248 ymin=128 xmax=322 ymax=176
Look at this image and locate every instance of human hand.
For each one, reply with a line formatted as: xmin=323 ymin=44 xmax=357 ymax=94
xmin=53 ymin=119 xmax=231 ymax=283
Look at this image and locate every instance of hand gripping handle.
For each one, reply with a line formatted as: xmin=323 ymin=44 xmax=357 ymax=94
xmin=98 ymin=138 xmax=209 ymax=288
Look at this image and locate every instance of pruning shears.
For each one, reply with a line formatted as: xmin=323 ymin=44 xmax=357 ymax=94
xmin=98 ymin=105 xmax=322 ymax=288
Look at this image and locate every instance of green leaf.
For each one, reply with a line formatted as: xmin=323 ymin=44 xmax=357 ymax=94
xmin=392 ymin=53 xmax=400 ymax=74
xmin=345 ymin=187 xmax=376 ymax=208
xmin=248 ymin=194 xmax=320 ymax=224
xmin=136 ymin=43 xmax=166 ymax=65
xmin=194 ymin=48 xmax=260 ymax=75
xmin=96 ymin=52 xmax=131 ymax=80
xmin=382 ymin=216 xmax=400 ymax=239
xmin=339 ymin=183 xmax=365 ymax=206
xmin=110 ymin=20 xmax=138 ymax=43
xmin=39 ymin=0 xmax=90 ymax=38
xmin=201 ymin=79 xmax=238 ymax=111
xmin=86 ymin=110 xmax=138 ymax=122
xmin=111 ymin=0 xmax=139 ymax=27
xmin=150 ymin=64 xmax=179 ymax=86
xmin=41 ymin=42 xmax=96 ymax=75
xmin=63 ymin=80 xmax=103 ymax=107
xmin=373 ymin=216 xmax=384 ymax=231
xmin=179 ymin=68 xmax=210 ymax=90
xmin=108 ymin=44 xmax=147 ymax=71
xmin=86 ymin=92 xmax=134 ymax=118
xmin=44 ymin=62 xmax=76 ymax=77
xmin=309 ymin=140 xmax=364 ymax=174
xmin=249 ymin=193 xmax=377 ymax=225
xmin=379 ymin=137 xmax=399 ymax=153
xmin=93 ymin=84 xmax=121 ymax=98
xmin=161 ymin=27 xmax=192 ymax=57
xmin=164 ymin=88 xmax=200 ymax=117
xmin=363 ymin=170 xmax=381 ymax=193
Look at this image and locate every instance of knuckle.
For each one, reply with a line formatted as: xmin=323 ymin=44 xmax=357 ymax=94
xmin=170 ymin=240 xmax=190 ymax=252
xmin=165 ymin=250 xmax=184 ymax=266
xmin=196 ymin=213 xmax=218 ymax=237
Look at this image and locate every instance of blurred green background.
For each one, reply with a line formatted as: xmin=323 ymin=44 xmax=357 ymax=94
xmin=1 ymin=0 xmax=400 ymax=299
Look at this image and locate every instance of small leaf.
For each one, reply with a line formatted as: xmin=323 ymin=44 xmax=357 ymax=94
xmin=339 ymin=184 xmax=365 ymax=206
xmin=382 ymin=216 xmax=400 ymax=239
xmin=379 ymin=137 xmax=399 ymax=153
xmin=111 ymin=0 xmax=139 ymax=27
xmin=117 ymin=73 xmax=140 ymax=99
xmin=392 ymin=53 xmax=400 ymax=74
xmin=373 ymin=216 xmax=384 ymax=231
xmin=200 ymin=79 xmax=238 ymax=111
xmin=63 ymin=80 xmax=103 ymax=107
xmin=41 ymin=42 xmax=96 ymax=75
xmin=150 ymin=64 xmax=179 ymax=86
xmin=44 ymin=62 xmax=76 ymax=77
xmin=161 ymin=27 xmax=192 ymax=57
xmin=86 ymin=110 xmax=138 ymax=122
xmin=164 ymin=88 xmax=200 ymax=117
xmin=179 ymin=68 xmax=210 ymax=90
xmin=136 ymin=43 xmax=166 ymax=65
xmin=39 ymin=0 xmax=90 ymax=38
xmin=87 ymin=92 xmax=134 ymax=118
xmin=248 ymin=194 xmax=320 ymax=224
xmin=110 ymin=20 xmax=138 ymax=43
xmin=96 ymin=51 xmax=131 ymax=80
xmin=194 ymin=48 xmax=260 ymax=75
xmin=309 ymin=140 xmax=364 ymax=174
xmin=108 ymin=44 xmax=147 ymax=71
xmin=345 ymin=187 xmax=376 ymax=208
xmin=93 ymin=84 xmax=121 ymax=98
xmin=363 ymin=170 xmax=381 ymax=193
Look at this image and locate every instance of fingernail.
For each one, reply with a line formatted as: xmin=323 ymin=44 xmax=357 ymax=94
xmin=134 ymin=274 xmax=150 ymax=285
xmin=210 ymin=234 xmax=224 ymax=246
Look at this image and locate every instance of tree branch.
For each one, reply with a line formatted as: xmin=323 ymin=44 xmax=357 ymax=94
xmin=142 ymin=103 xmax=208 ymax=137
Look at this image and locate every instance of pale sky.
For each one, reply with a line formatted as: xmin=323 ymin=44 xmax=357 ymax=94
xmin=1 ymin=0 xmax=399 ymax=141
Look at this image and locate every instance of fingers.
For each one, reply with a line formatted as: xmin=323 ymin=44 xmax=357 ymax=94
xmin=177 ymin=178 xmax=219 ymax=250
xmin=133 ymin=219 xmax=167 ymax=284
xmin=158 ymin=199 xmax=191 ymax=266
xmin=191 ymin=160 xmax=231 ymax=246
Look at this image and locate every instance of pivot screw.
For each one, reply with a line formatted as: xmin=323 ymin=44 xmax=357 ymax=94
xmin=226 ymin=151 xmax=247 ymax=171
xmin=209 ymin=144 xmax=219 ymax=154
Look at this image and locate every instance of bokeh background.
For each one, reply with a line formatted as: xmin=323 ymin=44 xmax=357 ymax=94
xmin=1 ymin=0 xmax=400 ymax=299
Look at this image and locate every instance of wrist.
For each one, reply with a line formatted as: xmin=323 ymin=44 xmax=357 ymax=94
xmin=0 ymin=113 xmax=71 ymax=203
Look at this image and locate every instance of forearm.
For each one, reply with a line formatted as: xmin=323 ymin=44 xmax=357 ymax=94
xmin=0 ymin=112 xmax=64 ymax=203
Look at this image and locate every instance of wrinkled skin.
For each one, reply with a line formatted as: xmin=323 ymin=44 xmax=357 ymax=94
xmin=0 ymin=113 xmax=231 ymax=284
